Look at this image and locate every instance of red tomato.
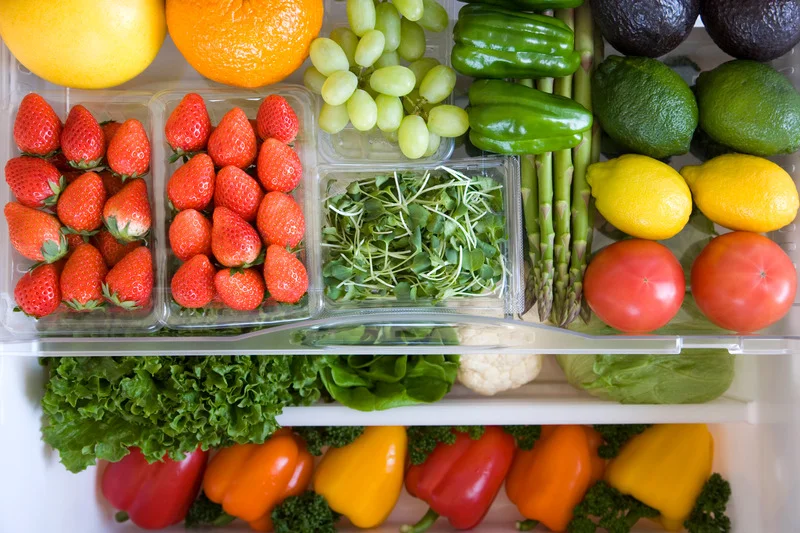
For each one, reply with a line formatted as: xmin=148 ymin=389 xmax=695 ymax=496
xmin=584 ymin=239 xmax=685 ymax=333
xmin=691 ymin=232 xmax=797 ymax=333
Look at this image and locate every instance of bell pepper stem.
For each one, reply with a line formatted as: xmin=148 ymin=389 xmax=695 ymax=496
xmin=114 ymin=511 xmax=129 ymax=523
xmin=400 ymin=508 xmax=440 ymax=533
xmin=516 ymin=519 xmax=540 ymax=531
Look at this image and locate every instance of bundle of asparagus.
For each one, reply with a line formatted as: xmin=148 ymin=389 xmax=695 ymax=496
xmin=520 ymin=2 xmax=601 ymax=327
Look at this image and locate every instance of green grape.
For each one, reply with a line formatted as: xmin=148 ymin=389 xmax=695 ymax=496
xmin=365 ymin=84 xmax=381 ymax=100
xmin=321 ymin=70 xmax=359 ymax=106
xmin=347 ymin=0 xmax=376 ymax=36
xmin=398 ymin=19 xmax=426 ymax=62
xmin=375 ymin=50 xmax=400 ymax=68
xmin=330 ymin=27 xmax=359 ymax=66
xmin=427 ymin=105 xmax=470 ymax=138
xmin=391 ymin=0 xmax=423 ymax=21
xmin=408 ymin=57 xmax=440 ymax=88
xmin=419 ymin=64 xmax=456 ymax=104
xmin=347 ymin=89 xmax=378 ymax=131
xmin=382 ymin=129 xmax=400 ymax=143
xmin=310 ymin=38 xmax=350 ymax=76
xmin=375 ymin=94 xmax=404 ymax=132
xmin=355 ymin=30 xmax=386 ymax=68
xmin=418 ymin=0 xmax=449 ymax=32
xmin=398 ymin=115 xmax=429 ymax=159
xmin=303 ymin=66 xmax=327 ymax=95
xmin=423 ymin=131 xmax=442 ymax=157
xmin=375 ymin=2 xmax=401 ymax=52
xmin=320 ymin=103 xmax=350 ymax=134
xmin=369 ymin=66 xmax=416 ymax=97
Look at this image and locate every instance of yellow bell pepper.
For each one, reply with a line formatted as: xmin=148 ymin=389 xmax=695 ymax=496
xmin=313 ymin=426 xmax=407 ymax=529
xmin=604 ymin=424 xmax=714 ymax=531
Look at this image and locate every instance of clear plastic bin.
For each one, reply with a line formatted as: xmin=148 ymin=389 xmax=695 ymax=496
xmin=0 ymin=10 xmax=799 ymax=355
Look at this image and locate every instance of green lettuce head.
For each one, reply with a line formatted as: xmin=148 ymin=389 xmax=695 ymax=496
xmin=556 ymin=350 xmax=735 ymax=404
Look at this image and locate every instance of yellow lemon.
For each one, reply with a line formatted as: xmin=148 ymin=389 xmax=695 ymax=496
xmin=0 ymin=0 xmax=166 ymax=89
xmin=587 ymin=154 xmax=692 ymax=240
xmin=681 ymin=154 xmax=799 ymax=233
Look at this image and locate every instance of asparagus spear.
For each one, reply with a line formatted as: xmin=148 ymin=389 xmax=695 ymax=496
xmin=519 ymin=81 xmax=539 ymax=314
xmin=579 ymin=19 xmax=606 ymax=324
xmin=552 ymin=8 xmax=575 ymax=326
xmin=565 ymin=2 xmax=594 ymax=326
xmin=535 ymin=76 xmax=555 ymax=323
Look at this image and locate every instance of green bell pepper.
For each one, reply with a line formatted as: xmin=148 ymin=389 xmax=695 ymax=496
xmin=468 ymin=79 xmax=593 ymax=155
xmin=463 ymin=0 xmax=584 ymax=9
xmin=452 ymin=5 xmax=581 ymax=79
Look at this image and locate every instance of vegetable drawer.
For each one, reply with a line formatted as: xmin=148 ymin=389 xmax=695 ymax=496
xmin=1 ymin=353 xmax=798 ymax=533
xmin=1 ymin=4 xmax=799 ymax=355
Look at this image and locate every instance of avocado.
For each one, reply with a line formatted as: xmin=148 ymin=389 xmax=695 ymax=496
xmin=592 ymin=55 xmax=698 ymax=159
xmin=591 ymin=0 xmax=700 ymax=58
xmin=696 ymin=60 xmax=800 ymax=156
xmin=701 ymin=0 xmax=800 ymax=62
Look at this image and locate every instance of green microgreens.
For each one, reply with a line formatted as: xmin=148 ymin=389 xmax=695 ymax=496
xmin=321 ymin=166 xmax=507 ymax=302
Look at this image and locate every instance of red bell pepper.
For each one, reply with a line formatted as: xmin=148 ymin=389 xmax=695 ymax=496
xmin=402 ymin=426 xmax=516 ymax=532
xmin=101 ymin=446 xmax=209 ymax=530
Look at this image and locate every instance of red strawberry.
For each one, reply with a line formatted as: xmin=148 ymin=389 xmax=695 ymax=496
xmin=103 ymin=246 xmax=153 ymax=310
xmin=211 ymin=206 xmax=263 ymax=268
xmin=14 ymin=263 xmax=62 ymax=318
xmin=207 ymin=107 xmax=257 ymax=169
xmin=48 ymin=152 xmax=73 ymax=173
xmin=99 ymin=171 xmax=125 ymax=197
xmin=214 ymin=166 xmax=264 ymax=222
xmin=61 ymin=105 xmax=105 ymax=169
xmin=171 ymin=254 xmax=216 ymax=308
xmin=215 ymin=268 xmax=265 ymax=311
xmin=14 ymin=93 xmax=62 ymax=156
xmin=93 ymin=229 xmax=142 ymax=268
xmin=169 ymin=209 xmax=212 ymax=262
xmin=256 ymin=192 xmax=305 ymax=248
xmin=167 ymin=153 xmax=215 ymax=211
xmin=101 ymin=121 xmax=122 ymax=146
xmin=57 ymin=171 xmax=106 ymax=234
xmin=60 ymin=243 xmax=107 ymax=311
xmin=4 ymin=202 xmax=67 ymax=262
xmin=106 ymin=119 xmax=150 ymax=179
xmin=103 ymin=178 xmax=151 ymax=242
xmin=256 ymin=138 xmax=302 ymax=193
xmin=5 ymin=156 xmax=65 ymax=208
xmin=263 ymin=245 xmax=308 ymax=304
xmin=256 ymin=95 xmax=299 ymax=144
xmin=64 ymin=233 xmax=87 ymax=258
xmin=166 ymin=93 xmax=212 ymax=155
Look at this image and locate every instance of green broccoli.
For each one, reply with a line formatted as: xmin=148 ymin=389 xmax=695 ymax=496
xmin=567 ymin=481 xmax=659 ymax=533
xmin=271 ymin=491 xmax=340 ymax=533
xmin=184 ymin=492 xmax=235 ymax=528
xmin=593 ymin=425 xmax=652 ymax=459
xmin=503 ymin=425 xmax=542 ymax=451
xmin=406 ymin=426 xmax=485 ymax=465
xmin=684 ymin=473 xmax=732 ymax=533
xmin=293 ymin=426 xmax=365 ymax=456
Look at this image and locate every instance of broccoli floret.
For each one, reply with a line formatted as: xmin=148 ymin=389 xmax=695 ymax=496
xmin=568 ymin=481 xmax=659 ymax=533
xmin=293 ymin=426 xmax=365 ymax=456
xmin=593 ymin=425 xmax=652 ymax=459
xmin=502 ymin=426 xmax=542 ymax=451
xmin=184 ymin=492 xmax=234 ymax=528
xmin=685 ymin=473 xmax=732 ymax=533
xmin=407 ymin=426 xmax=485 ymax=465
xmin=271 ymin=491 xmax=340 ymax=533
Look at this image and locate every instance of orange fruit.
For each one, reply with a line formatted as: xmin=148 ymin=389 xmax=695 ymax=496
xmin=166 ymin=0 xmax=323 ymax=88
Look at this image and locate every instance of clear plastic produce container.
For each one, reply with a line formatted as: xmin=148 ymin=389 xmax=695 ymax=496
xmin=0 ymin=5 xmax=799 ymax=355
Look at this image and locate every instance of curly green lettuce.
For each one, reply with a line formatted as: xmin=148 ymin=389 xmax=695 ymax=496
xmin=41 ymin=355 xmax=326 ymax=473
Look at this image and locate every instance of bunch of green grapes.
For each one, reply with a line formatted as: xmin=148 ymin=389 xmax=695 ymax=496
xmin=304 ymin=0 xmax=469 ymax=159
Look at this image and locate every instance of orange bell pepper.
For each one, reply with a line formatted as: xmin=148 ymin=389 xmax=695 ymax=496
xmin=506 ymin=425 xmax=605 ymax=532
xmin=203 ymin=428 xmax=313 ymax=531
